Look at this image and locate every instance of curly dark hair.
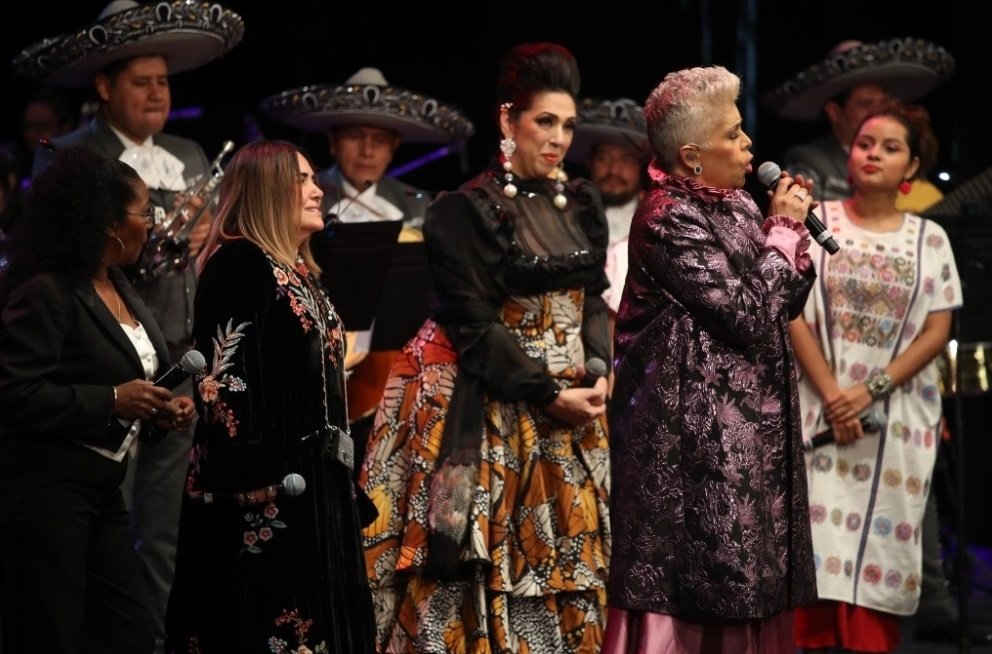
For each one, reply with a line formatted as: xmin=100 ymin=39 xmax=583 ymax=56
xmin=0 ymin=147 xmax=141 ymax=305
xmin=496 ymin=42 xmax=580 ymax=119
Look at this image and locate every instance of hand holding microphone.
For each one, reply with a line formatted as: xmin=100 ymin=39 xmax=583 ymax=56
xmin=546 ymin=357 xmax=609 ymax=426
xmin=758 ymin=161 xmax=839 ymax=255
xmin=192 ymin=472 xmax=308 ymax=505
xmin=577 ymin=357 xmax=608 ymax=389
xmin=114 ymin=350 xmax=206 ymax=422
xmin=805 ymin=407 xmax=887 ymax=451
xmin=154 ymin=350 xmax=207 ymax=390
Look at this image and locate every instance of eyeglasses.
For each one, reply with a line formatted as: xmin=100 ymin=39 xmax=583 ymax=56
xmin=127 ymin=206 xmax=165 ymax=227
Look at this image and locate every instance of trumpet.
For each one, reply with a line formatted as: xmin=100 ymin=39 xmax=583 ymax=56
xmin=137 ymin=140 xmax=235 ymax=281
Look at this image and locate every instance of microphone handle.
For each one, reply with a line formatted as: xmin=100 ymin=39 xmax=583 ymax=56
xmin=804 ymin=430 xmax=836 ymax=451
xmin=153 ymin=365 xmax=188 ymax=390
xmin=199 ymin=483 xmax=298 ymax=504
xmin=805 ymin=213 xmax=840 ymax=254
xmin=578 ymin=374 xmax=603 ymax=389
xmin=805 ymin=411 xmax=885 ymax=451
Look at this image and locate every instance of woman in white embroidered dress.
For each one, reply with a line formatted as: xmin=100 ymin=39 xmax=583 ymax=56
xmin=790 ymin=106 xmax=962 ymax=653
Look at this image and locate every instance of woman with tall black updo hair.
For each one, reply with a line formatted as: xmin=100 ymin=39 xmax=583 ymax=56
xmin=360 ymin=42 xmax=612 ymax=652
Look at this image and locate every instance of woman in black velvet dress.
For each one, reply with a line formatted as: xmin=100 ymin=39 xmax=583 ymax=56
xmin=165 ymin=141 xmax=375 ymax=654
xmin=360 ymin=43 xmax=612 ymax=653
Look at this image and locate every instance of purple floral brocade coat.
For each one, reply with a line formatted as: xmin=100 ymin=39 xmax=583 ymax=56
xmin=607 ymin=166 xmax=818 ymax=620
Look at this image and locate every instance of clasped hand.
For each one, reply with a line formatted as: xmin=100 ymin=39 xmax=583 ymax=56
xmin=114 ymin=379 xmax=196 ymax=431
xmin=546 ymin=376 xmax=608 ymax=426
xmin=824 ymin=383 xmax=873 ymax=445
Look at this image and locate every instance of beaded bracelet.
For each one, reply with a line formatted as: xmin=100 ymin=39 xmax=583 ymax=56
xmin=865 ymin=370 xmax=895 ymax=400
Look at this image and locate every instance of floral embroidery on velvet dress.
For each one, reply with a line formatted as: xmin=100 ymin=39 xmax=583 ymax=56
xmin=166 ymin=240 xmax=375 ymax=653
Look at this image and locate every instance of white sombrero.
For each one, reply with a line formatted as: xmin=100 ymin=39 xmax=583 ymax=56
xmin=567 ymin=97 xmax=649 ymax=163
xmin=259 ymin=67 xmax=475 ymax=145
xmin=763 ymin=37 xmax=955 ymax=121
xmin=13 ymin=0 xmax=244 ymax=87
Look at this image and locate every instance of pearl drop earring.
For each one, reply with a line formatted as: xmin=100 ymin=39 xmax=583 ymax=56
xmin=500 ymin=137 xmax=517 ymax=198
xmin=553 ymin=165 xmax=567 ymax=209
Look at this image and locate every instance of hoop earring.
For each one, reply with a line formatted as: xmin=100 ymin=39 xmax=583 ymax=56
xmin=553 ymin=165 xmax=568 ymax=209
xmin=111 ymin=234 xmax=125 ymax=257
xmin=693 ymin=164 xmax=703 ymax=176
xmin=500 ymin=137 xmax=517 ymax=198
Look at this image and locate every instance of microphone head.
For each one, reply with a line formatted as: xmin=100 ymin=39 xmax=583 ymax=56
xmin=757 ymin=161 xmax=782 ymax=188
xmin=281 ymin=472 xmax=307 ymax=497
xmin=585 ymin=357 xmax=608 ymax=378
xmin=179 ymin=350 xmax=207 ymax=375
xmin=864 ymin=407 xmax=888 ymax=433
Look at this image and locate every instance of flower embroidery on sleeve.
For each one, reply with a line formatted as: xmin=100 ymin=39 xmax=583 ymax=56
xmin=197 ymin=318 xmax=250 ymax=438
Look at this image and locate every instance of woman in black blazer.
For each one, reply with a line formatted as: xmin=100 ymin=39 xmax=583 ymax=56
xmin=0 ymin=147 xmax=194 ymax=654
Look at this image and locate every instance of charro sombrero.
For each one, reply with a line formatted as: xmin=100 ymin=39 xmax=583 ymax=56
xmin=567 ymin=97 xmax=649 ymax=162
xmin=12 ymin=0 xmax=244 ymax=87
xmin=259 ymin=67 xmax=475 ymax=145
xmin=763 ymin=37 xmax=955 ymax=121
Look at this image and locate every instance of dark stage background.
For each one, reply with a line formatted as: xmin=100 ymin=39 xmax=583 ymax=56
xmin=4 ymin=1 xmax=991 ymax=189
xmin=3 ymin=1 xmax=992 ymax=543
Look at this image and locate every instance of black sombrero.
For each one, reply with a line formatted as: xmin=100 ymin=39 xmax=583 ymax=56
xmin=13 ymin=0 xmax=244 ymax=87
xmin=259 ymin=67 xmax=475 ymax=145
xmin=567 ymin=97 xmax=649 ymax=163
xmin=763 ymin=37 xmax=955 ymax=121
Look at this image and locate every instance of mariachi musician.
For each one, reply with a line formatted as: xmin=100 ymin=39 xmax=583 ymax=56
xmin=16 ymin=1 xmax=244 ymax=649
xmin=260 ymin=66 xmax=474 ymax=447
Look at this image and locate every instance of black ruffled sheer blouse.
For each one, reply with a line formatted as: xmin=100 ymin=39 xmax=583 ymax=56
xmin=423 ymin=160 xmax=611 ymax=407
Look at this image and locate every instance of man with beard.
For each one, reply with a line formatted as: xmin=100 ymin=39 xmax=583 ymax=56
xmin=569 ymin=98 xmax=648 ymax=326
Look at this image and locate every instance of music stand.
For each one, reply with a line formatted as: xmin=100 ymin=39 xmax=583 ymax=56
xmin=369 ymin=241 xmax=432 ymax=350
xmin=313 ymin=220 xmax=403 ymax=333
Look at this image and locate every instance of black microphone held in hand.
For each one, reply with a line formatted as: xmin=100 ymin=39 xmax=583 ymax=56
xmin=757 ymin=161 xmax=840 ymax=255
xmin=194 ymin=472 xmax=307 ymax=504
xmin=578 ymin=357 xmax=609 ymax=388
xmin=805 ymin=407 xmax=887 ymax=451
xmin=153 ymin=350 xmax=207 ymax=390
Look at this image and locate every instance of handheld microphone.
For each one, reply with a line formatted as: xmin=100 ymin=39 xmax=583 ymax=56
xmin=153 ymin=350 xmax=207 ymax=390
xmin=325 ymin=179 xmax=374 ymax=225
xmin=578 ymin=357 xmax=609 ymax=389
xmin=757 ymin=161 xmax=840 ymax=255
xmin=194 ymin=472 xmax=307 ymax=504
xmin=804 ymin=407 xmax=887 ymax=451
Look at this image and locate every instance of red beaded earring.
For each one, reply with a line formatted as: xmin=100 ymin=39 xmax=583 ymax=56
xmin=899 ymin=180 xmax=913 ymax=195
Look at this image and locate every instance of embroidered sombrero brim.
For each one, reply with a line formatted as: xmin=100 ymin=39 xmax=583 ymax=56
xmin=259 ymin=83 xmax=475 ymax=145
xmin=13 ymin=1 xmax=244 ymax=87
xmin=763 ymin=37 xmax=955 ymax=121
xmin=567 ymin=98 xmax=649 ymax=163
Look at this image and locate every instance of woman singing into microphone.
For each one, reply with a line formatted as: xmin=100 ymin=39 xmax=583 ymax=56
xmin=604 ymin=66 xmax=818 ymax=652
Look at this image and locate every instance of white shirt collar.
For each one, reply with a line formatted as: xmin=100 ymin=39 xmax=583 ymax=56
xmin=330 ymin=177 xmax=404 ymax=222
xmin=110 ymin=124 xmax=187 ymax=192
